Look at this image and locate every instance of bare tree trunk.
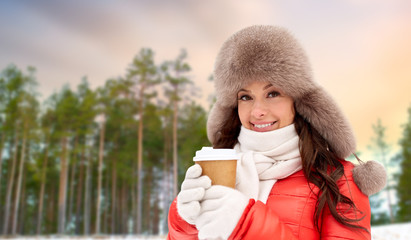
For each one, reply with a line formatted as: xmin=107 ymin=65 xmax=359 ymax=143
xmin=95 ymin=122 xmax=105 ymax=234
xmin=116 ymin=185 xmax=121 ymax=234
xmin=152 ymin=197 xmax=160 ymax=235
xmin=386 ymin=185 xmax=394 ymax=222
xmin=136 ymin=120 xmax=143 ymax=234
xmin=46 ymin=183 xmax=56 ymax=233
xmin=162 ymin=122 xmax=170 ymax=233
xmin=75 ymin=145 xmax=85 ymax=234
xmin=118 ymin=183 xmax=123 ymax=233
xmin=2 ymin=130 xmax=19 ymax=234
xmin=17 ymin=170 xmax=27 ymax=234
xmin=144 ymin=166 xmax=153 ymax=233
xmin=136 ymin=85 xmax=145 ymax=234
xmin=37 ymin=141 xmax=49 ymax=234
xmin=58 ymin=136 xmax=69 ymax=234
xmin=111 ymin=157 xmax=117 ymax=234
xmin=121 ymin=182 xmax=128 ymax=233
xmin=67 ymin=137 xmax=78 ymax=227
xmin=132 ymin=149 xmax=138 ymax=233
xmin=131 ymin=173 xmax=136 ymax=233
xmin=103 ymin=169 xmax=109 ymax=233
xmin=172 ymin=90 xmax=179 ymax=197
xmin=0 ymin=133 xmax=4 ymax=177
xmin=0 ymin=133 xmax=6 ymax=222
xmin=84 ymin=149 xmax=92 ymax=235
xmin=12 ymin=126 xmax=27 ymax=234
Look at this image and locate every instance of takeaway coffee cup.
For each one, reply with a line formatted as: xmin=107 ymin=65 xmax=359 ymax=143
xmin=193 ymin=147 xmax=239 ymax=188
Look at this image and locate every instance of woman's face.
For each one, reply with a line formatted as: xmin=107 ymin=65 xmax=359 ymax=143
xmin=237 ymin=81 xmax=295 ymax=132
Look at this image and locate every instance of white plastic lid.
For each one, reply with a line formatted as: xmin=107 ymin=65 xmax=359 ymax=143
xmin=193 ymin=147 xmax=239 ymax=161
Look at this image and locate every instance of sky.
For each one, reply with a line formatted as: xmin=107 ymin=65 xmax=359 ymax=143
xmin=0 ymin=0 xmax=410 ymax=160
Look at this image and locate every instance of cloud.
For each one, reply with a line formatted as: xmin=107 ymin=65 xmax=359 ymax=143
xmin=310 ymin=9 xmax=411 ymax=152
xmin=1 ymin=0 xmax=409 ymax=156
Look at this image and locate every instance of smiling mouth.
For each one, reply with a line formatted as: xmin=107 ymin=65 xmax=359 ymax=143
xmin=253 ymin=122 xmax=276 ymax=129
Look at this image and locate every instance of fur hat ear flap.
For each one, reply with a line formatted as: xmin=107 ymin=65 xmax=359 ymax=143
xmin=295 ymin=87 xmax=356 ymax=159
xmin=207 ymin=102 xmax=230 ymax=145
xmin=352 ymin=160 xmax=387 ymax=196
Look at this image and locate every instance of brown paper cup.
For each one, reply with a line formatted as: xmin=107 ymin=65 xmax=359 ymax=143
xmin=196 ymin=160 xmax=237 ymax=188
xmin=193 ymin=147 xmax=238 ymax=188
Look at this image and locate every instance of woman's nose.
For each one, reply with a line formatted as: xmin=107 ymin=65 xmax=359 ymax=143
xmin=251 ymin=100 xmax=268 ymax=118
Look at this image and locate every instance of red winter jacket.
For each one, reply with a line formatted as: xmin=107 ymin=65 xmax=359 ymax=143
xmin=167 ymin=160 xmax=371 ymax=240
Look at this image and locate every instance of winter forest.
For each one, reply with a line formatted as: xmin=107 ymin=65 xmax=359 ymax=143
xmin=0 ymin=47 xmax=410 ymax=237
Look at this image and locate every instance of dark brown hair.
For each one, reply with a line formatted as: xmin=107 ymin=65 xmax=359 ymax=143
xmin=213 ymin=108 xmax=365 ymax=232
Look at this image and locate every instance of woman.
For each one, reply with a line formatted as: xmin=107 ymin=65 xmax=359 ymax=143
xmin=167 ymin=25 xmax=386 ymax=240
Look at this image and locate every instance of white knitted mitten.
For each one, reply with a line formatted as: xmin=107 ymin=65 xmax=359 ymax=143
xmin=177 ymin=164 xmax=211 ymax=224
xmin=196 ymin=185 xmax=249 ymax=240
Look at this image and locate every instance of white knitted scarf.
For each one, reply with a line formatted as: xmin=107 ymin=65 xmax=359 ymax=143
xmin=234 ymin=124 xmax=302 ymax=203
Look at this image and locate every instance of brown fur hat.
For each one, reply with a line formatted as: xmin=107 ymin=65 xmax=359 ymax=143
xmin=207 ymin=25 xmax=355 ymax=159
xmin=207 ymin=25 xmax=386 ymax=196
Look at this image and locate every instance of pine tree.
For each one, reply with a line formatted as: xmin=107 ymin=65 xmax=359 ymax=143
xmin=36 ymin=109 xmax=55 ymax=234
xmin=1 ymin=65 xmax=38 ymax=234
xmin=49 ymin=86 xmax=80 ymax=234
xmin=0 ymin=74 xmax=6 ymax=216
xmin=161 ymin=49 xmax=193 ymax=198
xmin=12 ymin=91 xmax=39 ymax=234
xmin=369 ymin=118 xmax=394 ymax=223
xmin=127 ymin=48 xmax=160 ymax=233
xmin=0 ymin=52 xmax=212 ymax=235
xmin=397 ymin=105 xmax=411 ymax=222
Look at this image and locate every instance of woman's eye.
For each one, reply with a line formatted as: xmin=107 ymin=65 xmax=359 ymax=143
xmin=238 ymin=95 xmax=251 ymax=101
xmin=268 ymin=91 xmax=280 ymax=98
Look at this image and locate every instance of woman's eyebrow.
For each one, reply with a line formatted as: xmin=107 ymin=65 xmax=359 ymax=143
xmin=263 ymin=84 xmax=273 ymax=90
xmin=238 ymin=88 xmax=250 ymax=93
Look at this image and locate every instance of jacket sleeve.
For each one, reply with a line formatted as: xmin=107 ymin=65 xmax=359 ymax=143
xmin=167 ymin=198 xmax=199 ymax=240
xmin=320 ymin=164 xmax=371 ymax=240
xmin=229 ymin=199 xmax=298 ymax=240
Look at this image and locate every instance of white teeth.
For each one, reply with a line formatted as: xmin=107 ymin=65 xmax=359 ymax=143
xmin=254 ymin=123 xmax=273 ymax=128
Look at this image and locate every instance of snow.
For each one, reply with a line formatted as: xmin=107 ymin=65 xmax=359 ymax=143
xmin=371 ymin=222 xmax=411 ymax=240
xmin=0 ymin=236 xmax=167 ymax=240
xmin=1 ymin=223 xmax=410 ymax=239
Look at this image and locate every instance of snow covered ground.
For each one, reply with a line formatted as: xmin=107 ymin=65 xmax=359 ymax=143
xmin=0 ymin=236 xmax=167 ymax=240
xmin=371 ymin=222 xmax=411 ymax=240
xmin=0 ymin=222 xmax=410 ymax=239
